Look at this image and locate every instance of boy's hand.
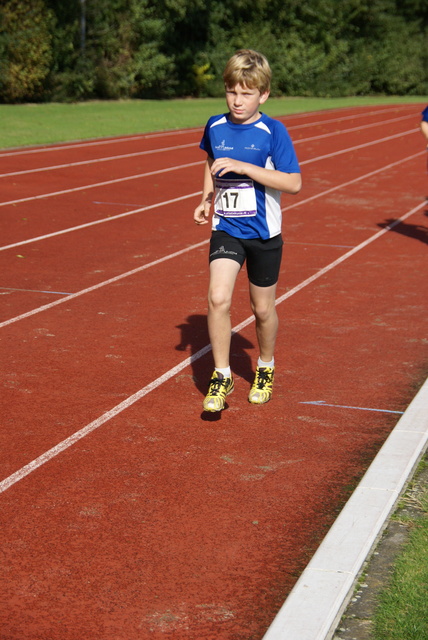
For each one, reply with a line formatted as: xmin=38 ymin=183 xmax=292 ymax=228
xmin=194 ymin=200 xmax=211 ymax=225
xmin=211 ymin=156 xmax=302 ymax=194
xmin=211 ymin=157 xmax=248 ymax=177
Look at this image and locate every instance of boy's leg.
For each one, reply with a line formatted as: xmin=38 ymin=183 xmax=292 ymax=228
xmin=203 ymin=258 xmax=240 ymax=412
xmin=248 ymin=282 xmax=278 ymax=404
xmin=249 ymin=282 xmax=278 ymax=363
xmin=207 ymin=258 xmax=241 ymax=368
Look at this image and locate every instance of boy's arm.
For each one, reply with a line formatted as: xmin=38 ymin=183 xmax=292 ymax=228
xmin=210 ymin=157 xmax=302 ymax=194
xmin=194 ymin=157 xmax=215 ymax=225
xmin=421 ymin=120 xmax=428 ymax=147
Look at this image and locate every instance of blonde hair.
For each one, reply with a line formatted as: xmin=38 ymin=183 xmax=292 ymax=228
xmin=223 ymin=49 xmax=271 ymax=94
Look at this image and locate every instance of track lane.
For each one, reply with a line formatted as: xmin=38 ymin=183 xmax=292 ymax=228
xmin=0 ymin=153 xmax=203 ymax=205
xmin=1 ymin=192 xmax=425 ymax=479
xmin=0 ymin=121 xmax=421 ymax=247
xmin=0 ymin=159 xmax=424 ymax=334
xmin=1 ymin=104 xmax=427 ymax=640
xmin=0 ymin=143 xmax=423 ymax=325
xmin=1 ymin=209 xmax=426 ymax=639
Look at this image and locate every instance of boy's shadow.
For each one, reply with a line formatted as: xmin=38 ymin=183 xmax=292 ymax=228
xmin=175 ymin=314 xmax=255 ymax=397
xmin=378 ymin=211 xmax=428 ymax=245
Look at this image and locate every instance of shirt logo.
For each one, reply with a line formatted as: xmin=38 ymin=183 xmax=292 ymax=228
xmin=244 ymin=143 xmax=260 ymax=151
xmin=215 ymin=139 xmax=234 ymax=151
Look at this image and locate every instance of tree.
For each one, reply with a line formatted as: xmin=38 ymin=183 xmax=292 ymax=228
xmin=0 ymin=0 xmax=426 ymax=102
xmin=0 ymin=0 xmax=54 ymax=102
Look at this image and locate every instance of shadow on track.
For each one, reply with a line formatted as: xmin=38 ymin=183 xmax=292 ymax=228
xmin=175 ymin=313 xmax=255 ymax=397
xmin=378 ymin=210 xmax=428 ymax=245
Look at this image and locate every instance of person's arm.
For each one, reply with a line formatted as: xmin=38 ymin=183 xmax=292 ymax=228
xmin=420 ymin=120 xmax=428 ymax=147
xmin=194 ymin=157 xmax=215 ymax=225
xmin=210 ymin=156 xmax=302 ymax=194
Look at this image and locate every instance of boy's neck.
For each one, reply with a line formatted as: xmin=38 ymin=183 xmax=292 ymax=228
xmin=228 ymin=111 xmax=262 ymax=125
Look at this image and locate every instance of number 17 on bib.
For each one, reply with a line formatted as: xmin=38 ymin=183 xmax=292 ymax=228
xmin=214 ymin=178 xmax=257 ymax=218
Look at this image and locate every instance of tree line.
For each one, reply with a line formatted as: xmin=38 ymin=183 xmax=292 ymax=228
xmin=0 ymin=0 xmax=427 ymax=103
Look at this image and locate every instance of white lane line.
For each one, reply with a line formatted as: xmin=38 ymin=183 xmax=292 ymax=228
xmin=0 ymin=125 xmax=418 ymax=213
xmin=0 ymin=115 xmax=413 ymax=179
xmin=0 ymin=161 xmax=424 ymax=328
xmin=0 ymin=346 xmax=204 ymax=494
xmin=0 ymin=141 xmax=422 ymax=254
xmin=0 ymin=191 xmax=201 ymax=253
xmin=281 ymin=151 xmax=423 ymax=212
xmin=0 ymin=160 xmax=203 ymax=208
xmin=292 ymin=117 xmax=417 ymax=145
xmin=230 ymin=202 xmax=426 ymax=337
xmin=300 ymin=400 xmax=404 ymax=415
xmin=300 ymin=128 xmax=418 ymax=162
xmin=0 ymin=200 xmax=424 ymax=492
xmin=0 ymin=129 xmax=203 ymax=158
xmin=286 ymin=110 xmax=417 ymax=131
xmin=0 ymin=143 xmax=197 ymax=178
xmin=0 ymin=105 xmax=413 ymax=158
xmin=0 ymin=238 xmax=209 ymax=329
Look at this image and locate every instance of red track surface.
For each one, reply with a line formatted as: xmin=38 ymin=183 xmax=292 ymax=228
xmin=1 ymin=104 xmax=427 ymax=640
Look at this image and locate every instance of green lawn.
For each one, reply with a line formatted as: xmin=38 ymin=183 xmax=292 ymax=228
xmin=1 ymin=95 xmax=426 ymax=149
xmin=373 ymin=460 xmax=428 ymax=640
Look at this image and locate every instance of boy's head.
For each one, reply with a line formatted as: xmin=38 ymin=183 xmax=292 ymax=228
xmin=223 ymin=49 xmax=271 ymax=94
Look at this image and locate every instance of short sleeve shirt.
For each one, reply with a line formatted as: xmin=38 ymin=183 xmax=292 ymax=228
xmin=200 ymin=112 xmax=300 ymax=240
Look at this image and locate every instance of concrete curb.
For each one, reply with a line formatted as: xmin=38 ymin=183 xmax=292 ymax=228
xmin=262 ymin=376 xmax=428 ymax=640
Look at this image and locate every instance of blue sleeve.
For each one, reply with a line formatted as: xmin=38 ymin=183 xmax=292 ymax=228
xmin=200 ymin=123 xmax=211 ymax=155
xmin=271 ymin=120 xmax=300 ymax=173
xmin=422 ymin=106 xmax=428 ymax=122
xmin=199 ymin=117 xmax=217 ymax=157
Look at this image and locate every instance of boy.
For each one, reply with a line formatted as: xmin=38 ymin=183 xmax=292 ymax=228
xmin=193 ymin=49 xmax=302 ymax=412
xmin=421 ymin=106 xmax=428 ymax=147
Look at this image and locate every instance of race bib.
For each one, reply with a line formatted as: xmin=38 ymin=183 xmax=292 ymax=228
xmin=214 ymin=178 xmax=257 ymax=217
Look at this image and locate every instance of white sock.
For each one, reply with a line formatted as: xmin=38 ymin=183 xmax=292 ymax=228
xmin=215 ymin=366 xmax=231 ymax=378
xmin=258 ymin=357 xmax=274 ymax=369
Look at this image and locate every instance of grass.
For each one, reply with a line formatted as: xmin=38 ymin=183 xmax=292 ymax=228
xmin=373 ymin=459 xmax=428 ymax=640
xmin=1 ymin=94 xmax=427 ymax=149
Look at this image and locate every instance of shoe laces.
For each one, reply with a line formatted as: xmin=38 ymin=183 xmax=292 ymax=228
xmin=209 ymin=375 xmax=228 ymax=396
xmin=255 ymin=368 xmax=272 ymax=388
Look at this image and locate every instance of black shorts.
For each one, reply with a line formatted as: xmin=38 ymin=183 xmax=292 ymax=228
xmin=209 ymin=230 xmax=283 ymax=287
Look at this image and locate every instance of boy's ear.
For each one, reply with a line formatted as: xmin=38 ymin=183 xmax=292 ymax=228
xmin=259 ymin=90 xmax=270 ymax=104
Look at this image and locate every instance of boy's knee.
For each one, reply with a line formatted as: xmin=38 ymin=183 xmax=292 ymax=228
xmin=208 ymin=288 xmax=232 ymax=312
xmin=252 ymin=301 xmax=276 ymax=323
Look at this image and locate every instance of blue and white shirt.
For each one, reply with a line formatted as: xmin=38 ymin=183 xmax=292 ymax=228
xmin=200 ymin=112 xmax=300 ymax=240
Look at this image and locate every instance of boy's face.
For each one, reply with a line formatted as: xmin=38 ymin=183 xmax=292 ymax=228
xmin=225 ymin=83 xmax=269 ymax=125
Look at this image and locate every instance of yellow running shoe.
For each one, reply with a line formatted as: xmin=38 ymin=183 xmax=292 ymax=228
xmin=203 ymin=371 xmax=234 ymax=412
xmin=248 ymin=366 xmax=274 ymax=404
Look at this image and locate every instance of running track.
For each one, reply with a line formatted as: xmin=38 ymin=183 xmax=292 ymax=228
xmin=1 ymin=104 xmax=427 ymax=640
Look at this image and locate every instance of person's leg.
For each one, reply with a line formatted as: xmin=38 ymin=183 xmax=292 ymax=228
xmin=207 ymin=257 xmax=241 ymax=369
xmin=247 ymin=278 xmax=278 ymax=405
xmin=248 ymin=284 xmax=277 ymax=405
xmin=245 ymin=234 xmax=282 ymax=404
xmin=248 ymin=282 xmax=278 ymax=364
xmin=203 ymin=257 xmax=241 ymax=412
